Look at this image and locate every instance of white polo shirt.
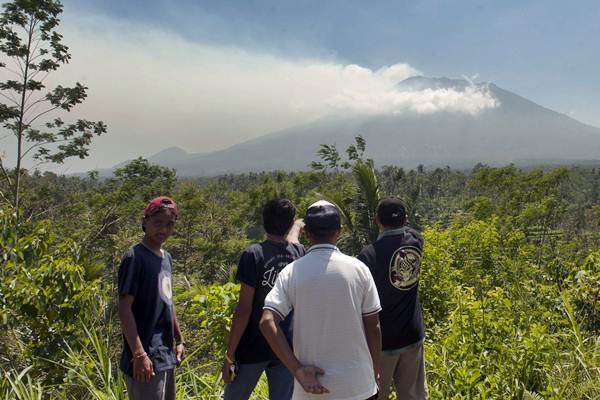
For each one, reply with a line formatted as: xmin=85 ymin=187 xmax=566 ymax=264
xmin=264 ymin=244 xmax=381 ymax=400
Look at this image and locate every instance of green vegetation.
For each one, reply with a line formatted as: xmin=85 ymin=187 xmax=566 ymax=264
xmin=1 ymin=134 xmax=598 ymax=399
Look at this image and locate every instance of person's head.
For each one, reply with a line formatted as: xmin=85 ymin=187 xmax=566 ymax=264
xmin=376 ymin=197 xmax=407 ymax=229
xmin=142 ymin=196 xmax=178 ymax=245
xmin=262 ymin=198 xmax=296 ymax=237
xmin=304 ymin=200 xmax=342 ymax=245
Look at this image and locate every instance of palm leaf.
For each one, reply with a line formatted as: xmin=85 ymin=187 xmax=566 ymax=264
xmin=352 ymin=160 xmax=380 ymax=243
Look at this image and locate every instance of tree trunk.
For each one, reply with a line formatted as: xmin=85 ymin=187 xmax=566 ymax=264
xmin=14 ymin=17 xmax=35 ymax=229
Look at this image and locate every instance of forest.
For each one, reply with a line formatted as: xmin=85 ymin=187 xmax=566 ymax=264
xmin=1 ymin=137 xmax=599 ymax=399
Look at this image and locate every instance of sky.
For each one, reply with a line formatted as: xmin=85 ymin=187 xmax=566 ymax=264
xmin=1 ymin=0 xmax=599 ymax=173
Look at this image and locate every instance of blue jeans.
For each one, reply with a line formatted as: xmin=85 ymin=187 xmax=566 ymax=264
xmin=223 ymin=359 xmax=293 ymax=400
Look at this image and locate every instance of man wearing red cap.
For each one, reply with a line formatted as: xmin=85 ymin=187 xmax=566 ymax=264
xmin=118 ymin=196 xmax=185 ymax=400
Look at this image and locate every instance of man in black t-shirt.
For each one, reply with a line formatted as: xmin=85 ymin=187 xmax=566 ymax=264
xmin=357 ymin=198 xmax=428 ymax=400
xmin=222 ymin=199 xmax=305 ymax=400
xmin=118 ymin=196 xmax=185 ymax=400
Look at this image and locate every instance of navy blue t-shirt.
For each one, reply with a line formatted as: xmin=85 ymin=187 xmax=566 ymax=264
xmin=358 ymin=227 xmax=425 ymax=351
xmin=235 ymin=240 xmax=305 ymax=364
xmin=118 ymin=243 xmax=177 ymax=376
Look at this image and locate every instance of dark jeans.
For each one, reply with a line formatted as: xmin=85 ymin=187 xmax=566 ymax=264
xmin=223 ymin=359 xmax=293 ymax=400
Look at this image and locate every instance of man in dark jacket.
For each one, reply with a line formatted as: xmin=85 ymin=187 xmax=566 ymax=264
xmin=357 ymin=198 xmax=428 ymax=400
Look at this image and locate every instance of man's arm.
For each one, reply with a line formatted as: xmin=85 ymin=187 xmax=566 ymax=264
xmin=286 ymin=219 xmax=304 ymax=244
xmin=221 ymin=282 xmax=255 ymax=383
xmin=118 ymin=294 xmax=154 ymax=382
xmin=260 ymin=309 xmax=329 ymax=394
xmin=172 ymin=307 xmax=185 ymax=364
xmin=362 ymin=313 xmax=382 ymax=384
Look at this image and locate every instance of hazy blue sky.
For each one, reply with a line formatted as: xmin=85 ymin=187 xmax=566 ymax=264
xmin=3 ymin=0 xmax=599 ymax=172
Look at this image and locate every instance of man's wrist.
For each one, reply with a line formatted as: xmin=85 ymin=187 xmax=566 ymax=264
xmin=131 ymin=351 xmax=148 ymax=362
xmin=225 ymin=352 xmax=235 ymax=364
xmin=291 ymin=362 xmax=304 ymax=376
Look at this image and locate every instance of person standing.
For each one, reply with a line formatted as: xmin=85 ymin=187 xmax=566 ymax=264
xmin=260 ymin=200 xmax=382 ymax=400
xmin=118 ymin=196 xmax=185 ymax=400
xmin=222 ymin=199 xmax=305 ymax=400
xmin=357 ymin=198 xmax=428 ymax=400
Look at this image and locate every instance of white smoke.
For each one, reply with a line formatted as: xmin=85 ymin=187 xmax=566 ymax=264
xmin=324 ymin=65 xmax=499 ymax=116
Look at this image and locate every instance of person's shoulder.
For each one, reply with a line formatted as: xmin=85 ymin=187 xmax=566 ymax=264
xmin=290 ymin=242 xmax=306 ymax=256
xmin=404 ymin=226 xmax=424 ymax=248
xmin=337 ymin=251 xmax=368 ymax=269
xmin=405 ymin=225 xmax=422 ymax=236
xmin=122 ymin=247 xmax=134 ymax=260
xmin=358 ymin=243 xmax=375 ymax=258
xmin=243 ymin=243 xmax=263 ymax=255
xmin=121 ymin=243 xmax=142 ymax=261
xmin=345 ymin=255 xmax=374 ymax=283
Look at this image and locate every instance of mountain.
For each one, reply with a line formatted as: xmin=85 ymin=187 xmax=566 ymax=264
xmin=110 ymin=146 xmax=203 ymax=171
xmin=110 ymin=77 xmax=600 ymax=176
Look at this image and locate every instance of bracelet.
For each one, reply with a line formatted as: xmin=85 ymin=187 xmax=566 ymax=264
xmin=225 ymin=353 xmax=235 ymax=364
xmin=131 ymin=351 xmax=147 ymax=362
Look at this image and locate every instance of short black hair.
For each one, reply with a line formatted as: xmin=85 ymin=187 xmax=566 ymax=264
xmin=377 ymin=197 xmax=407 ymax=228
xmin=262 ymin=199 xmax=296 ymax=236
xmin=304 ymin=224 xmax=339 ymax=242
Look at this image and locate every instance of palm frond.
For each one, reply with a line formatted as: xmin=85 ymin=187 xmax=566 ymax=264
xmin=352 ymin=160 xmax=380 ymax=243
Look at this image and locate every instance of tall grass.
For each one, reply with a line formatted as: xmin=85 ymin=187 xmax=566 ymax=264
xmin=1 ymin=367 xmax=43 ymax=400
xmin=0 ymin=321 xmax=271 ymax=400
xmin=59 ymin=324 xmax=127 ymax=400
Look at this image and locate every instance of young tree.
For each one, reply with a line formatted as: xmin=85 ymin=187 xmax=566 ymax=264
xmin=311 ymin=135 xmax=381 ymax=253
xmin=0 ymin=0 xmax=106 ymax=222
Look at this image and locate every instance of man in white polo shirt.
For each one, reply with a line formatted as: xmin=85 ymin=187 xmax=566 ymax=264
xmin=260 ymin=200 xmax=382 ymax=400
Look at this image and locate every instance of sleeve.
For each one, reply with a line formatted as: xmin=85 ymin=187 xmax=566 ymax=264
xmin=361 ymin=265 xmax=382 ymax=316
xmin=118 ymin=251 xmax=141 ymax=297
xmin=296 ymin=243 xmax=306 ymax=257
xmin=235 ymin=249 xmax=258 ymax=288
xmin=356 ymin=245 xmax=373 ymax=267
xmin=263 ymin=267 xmax=293 ymax=320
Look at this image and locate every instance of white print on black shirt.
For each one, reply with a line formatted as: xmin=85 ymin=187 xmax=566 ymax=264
xmin=262 ymin=254 xmax=295 ymax=288
xmin=158 ymin=269 xmax=173 ymax=306
xmin=389 ymin=246 xmax=422 ymax=291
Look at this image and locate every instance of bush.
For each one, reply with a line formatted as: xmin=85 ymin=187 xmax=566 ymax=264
xmin=0 ymin=207 xmax=102 ymax=379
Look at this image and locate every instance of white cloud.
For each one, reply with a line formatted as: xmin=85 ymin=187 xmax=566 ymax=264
xmin=1 ymin=11 xmax=498 ymax=172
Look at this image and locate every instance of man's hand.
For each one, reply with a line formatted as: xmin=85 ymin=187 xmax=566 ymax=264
xmin=375 ymin=367 xmax=381 ymax=388
xmin=294 ymin=365 xmax=329 ymax=394
xmin=221 ymin=359 xmax=234 ymax=384
xmin=176 ymin=343 xmax=186 ymax=365
xmin=292 ymin=218 xmax=305 ymax=230
xmin=133 ymin=354 xmax=154 ymax=383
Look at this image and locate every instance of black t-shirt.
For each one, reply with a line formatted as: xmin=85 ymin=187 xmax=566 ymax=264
xmin=357 ymin=227 xmax=425 ymax=351
xmin=118 ymin=243 xmax=177 ymax=376
xmin=235 ymin=240 xmax=305 ymax=364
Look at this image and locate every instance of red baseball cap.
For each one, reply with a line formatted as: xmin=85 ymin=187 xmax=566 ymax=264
xmin=144 ymin=196 xmax=179 ymax=217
